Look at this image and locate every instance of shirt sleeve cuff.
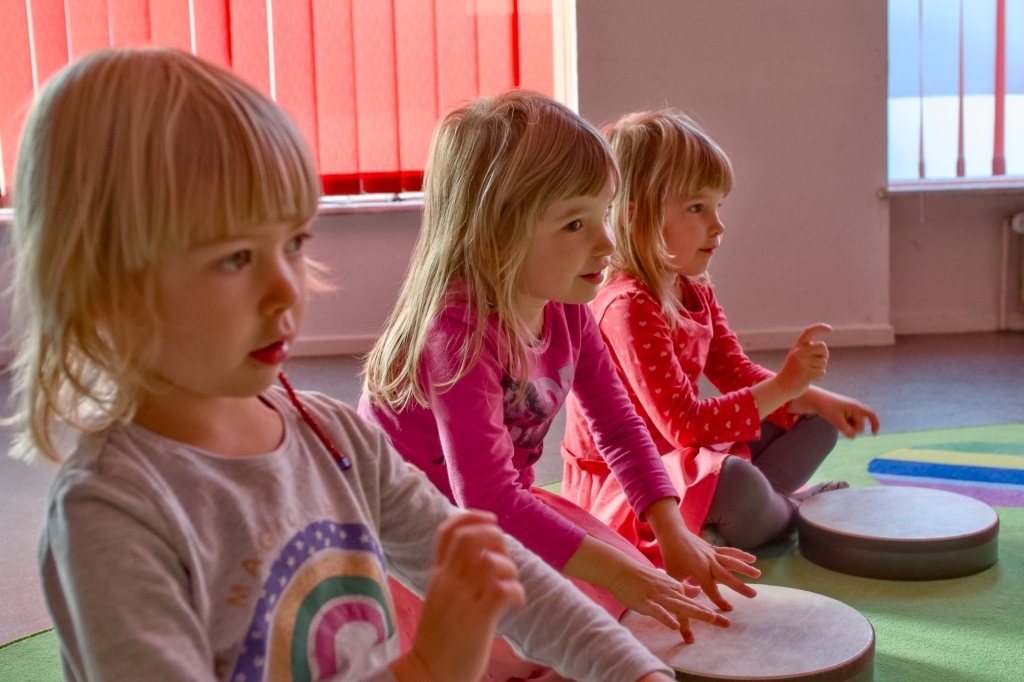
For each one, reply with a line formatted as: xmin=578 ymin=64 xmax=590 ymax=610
xmin=540 ymin=523 xmax=588 ymax=570
xmin=630 ymin=484 xmax=682 ymax=523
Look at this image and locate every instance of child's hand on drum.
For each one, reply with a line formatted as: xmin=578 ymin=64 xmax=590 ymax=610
xmin=645 ymin=498 xmax=759 ymax=612
xmin=393 ymin=510 xmax=525 ymax=682
xmin=607 ymin=555 xmax=732 ymax=643
xmin=661 ymin=534 xmax=759 ymax=612
xmin=563 ymin=533 xmax=729 ymax=643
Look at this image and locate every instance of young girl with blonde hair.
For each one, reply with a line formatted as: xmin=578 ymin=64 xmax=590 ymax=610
xmin=360 ymin=92 xmax=760 ymax=644
xmin=12 ymin=48 xmax=681 ymax=682
xmin=562 ymin=109 xmax=880 ymax=554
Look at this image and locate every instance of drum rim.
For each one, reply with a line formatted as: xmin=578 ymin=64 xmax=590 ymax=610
xmin=797 ymin=514 xmax=999 ymax=552
xmin=798 ymin=530 xmax=999 ymax=581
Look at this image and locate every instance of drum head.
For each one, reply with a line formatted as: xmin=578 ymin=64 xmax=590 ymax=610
xmin=622 ymin=584 xmax=874 ymax=681
xmin=797 ymin=487 xmax=999 ymax=580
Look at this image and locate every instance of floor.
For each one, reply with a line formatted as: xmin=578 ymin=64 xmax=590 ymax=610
xmin=1 ymin=331 xmax=1023 ymax=645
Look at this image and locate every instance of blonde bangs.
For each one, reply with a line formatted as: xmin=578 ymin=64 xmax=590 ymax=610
xmin=507 ymin=101 xmax=618 ymax=218
xmin=167 ymin=72 xmax=321 ymax=250
xmin=664 ymin=117 xmax=733 ymax=200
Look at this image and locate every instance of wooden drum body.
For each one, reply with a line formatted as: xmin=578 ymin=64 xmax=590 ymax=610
xmin=622 ymin=584 xmax=874 ymax=681
xmin=797 ymin=487 xmax=999 ymax=580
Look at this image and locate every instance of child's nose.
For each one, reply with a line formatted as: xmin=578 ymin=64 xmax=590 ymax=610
xmin=711 ymin=213 xmax=726 ymax=236
xmin=261 ymin=258 xmax=302 ymax=314
xmin=595 ymin=223 xmax=615 ymax=256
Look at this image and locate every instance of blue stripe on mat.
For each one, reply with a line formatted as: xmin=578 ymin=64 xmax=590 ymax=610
xmin=868 ymin=458 xmax=1024 ymax=485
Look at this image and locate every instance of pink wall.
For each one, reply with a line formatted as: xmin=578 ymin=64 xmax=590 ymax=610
xmin=576 ymin=0 xmax=894 ymax=350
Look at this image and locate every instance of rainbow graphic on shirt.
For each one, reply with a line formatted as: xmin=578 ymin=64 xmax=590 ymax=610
xmin=868 ymin=442 xmax=1024 ymax=507
xmin=231 ymin=521 xmax=397 ymax=682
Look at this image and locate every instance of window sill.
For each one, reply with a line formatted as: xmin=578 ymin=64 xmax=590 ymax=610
xmin=318 ymin=192 xmax=423 ymax=215
xmin=878 ymin=178 xmax=1024 ymax=198
xmin=0 ymin=193 xmax=424 ymax=227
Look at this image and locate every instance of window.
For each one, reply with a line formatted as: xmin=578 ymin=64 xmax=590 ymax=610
xmin=888 ymin=0 xmax=1024 ymax=183
xmin=0 ymin=0 xmax=569 ymax=206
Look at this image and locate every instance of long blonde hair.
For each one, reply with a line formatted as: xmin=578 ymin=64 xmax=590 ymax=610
xmin=364 ymin=91 xmax=617 ymax=410
xmin=9 ymin=47 xmax=320 ymax=463
xmin=603 ymin=109 xmax=733 ymax=326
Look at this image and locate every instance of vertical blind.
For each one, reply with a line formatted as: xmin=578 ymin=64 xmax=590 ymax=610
xmin=0 ymin=0 xmax=555 ymax=204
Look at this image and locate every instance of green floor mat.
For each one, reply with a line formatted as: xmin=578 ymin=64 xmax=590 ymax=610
xmin=0 ymin=630 xmax=62 ymax=682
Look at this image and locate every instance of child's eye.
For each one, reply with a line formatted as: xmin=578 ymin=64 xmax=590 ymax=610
xmin=564 ymin=219 xmax=584 ymax=232
xmin=220 ymin=250 xmax=252 ymax=271
xmin=285 ymin=233 xmax=313 ymax=255
xmin=688 ymin=204 xmax=703 ymax=213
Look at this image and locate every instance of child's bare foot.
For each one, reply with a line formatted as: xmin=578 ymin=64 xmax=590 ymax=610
xmin=791 ymin=480 xmax=849 ymax=503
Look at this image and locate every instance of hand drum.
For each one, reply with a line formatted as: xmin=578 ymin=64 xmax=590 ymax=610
xmin=623 ymin=584 xmax=874 ymax=681
xmin=797 ymin=487 xmax=999 ymax=580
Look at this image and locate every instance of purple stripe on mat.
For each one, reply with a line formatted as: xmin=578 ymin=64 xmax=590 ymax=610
xmin=873 ymin=476 xmax=1024 ymax=507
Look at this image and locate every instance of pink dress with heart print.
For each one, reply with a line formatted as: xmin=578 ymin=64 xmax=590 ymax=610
xmin=561 ymin=273 xmax=796 ymax=566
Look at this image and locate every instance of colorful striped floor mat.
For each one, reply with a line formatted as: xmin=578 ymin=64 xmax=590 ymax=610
xmin=868 ymin=441 xmax=1024 ymax=507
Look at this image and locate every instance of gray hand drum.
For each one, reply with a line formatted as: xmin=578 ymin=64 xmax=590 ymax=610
xmin=622 ymin=584 xmax=874 ymax=681
xmin=796 ymin=486 xmax=999 ymax=580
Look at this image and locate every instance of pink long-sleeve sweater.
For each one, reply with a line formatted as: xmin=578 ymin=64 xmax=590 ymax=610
xmin=358 ymin=296 xmax=678 ymax=570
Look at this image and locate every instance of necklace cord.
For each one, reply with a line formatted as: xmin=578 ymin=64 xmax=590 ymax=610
xmin=278 ymin=372 xmax=353 ymax=470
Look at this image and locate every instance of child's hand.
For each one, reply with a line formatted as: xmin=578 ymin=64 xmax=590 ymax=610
xmin=392 ymin=510 xmax=525 ymax=682
xmin=563 ymin=532 xmax=730 ymax=643
xmin=776 ymin=324 xmax=831 ymax=399
xmin=607 ymin=557 xmax=732 ymax=643
xmin=659 ymin=529 xmax=759 ymax=612
xmin=809 ymin=389 xmax=880 ymax=438
xmin=644 ymin=498 xmax=759 ymax=613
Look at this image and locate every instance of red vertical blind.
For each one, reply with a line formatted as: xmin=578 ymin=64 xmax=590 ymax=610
xmin=993 ymin=0 xmax=1007 ymax=175
xmin=0 ymin=0 xmax=556 ymax=205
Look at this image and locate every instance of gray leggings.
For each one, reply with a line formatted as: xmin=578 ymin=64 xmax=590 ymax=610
xmin=703 ymin=415 xmax=839 ymax=549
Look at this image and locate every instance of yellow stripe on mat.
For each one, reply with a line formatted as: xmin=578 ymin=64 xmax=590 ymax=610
xmin=881 ymin=448 xmax=1024 ymax=470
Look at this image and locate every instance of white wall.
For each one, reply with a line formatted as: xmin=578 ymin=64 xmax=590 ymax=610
xmin=890 ymin=191 xmax=1024 ymax=334
xmin=291 ymin=208 xmax=421 ymax=355
xmin=575 ymin=0 xmax=894 ymax=350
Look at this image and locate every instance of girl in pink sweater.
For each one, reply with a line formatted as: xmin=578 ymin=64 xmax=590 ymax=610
xmin=359 ymin=93 xmax=759 ymax=660
xmin=562 ymin=110 xmax=879 ymax=556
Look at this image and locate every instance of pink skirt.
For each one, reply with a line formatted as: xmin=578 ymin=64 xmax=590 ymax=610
xmin=562 ymin=443 xmax=749 ymax=568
